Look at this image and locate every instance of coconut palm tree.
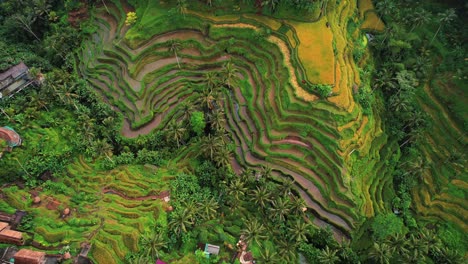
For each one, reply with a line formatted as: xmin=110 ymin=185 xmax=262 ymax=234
xmin=288 ymin=219 xmax=310 ymax=243
xmin=198 ymin=134 xmax=224 ymax=160
xmin=93 ymin=139 xmax=114 ymax=162
xmin=290 ymin=197 xmax=307 ymax=215
xmin=261 ymin=0 xmax=280 ymax=13
xmin=198 ymin=197 xmax=219 ymax=220
xmin=204 ymin=71 xmax=219 ymax=90
xmin=318 ymin=246 xmax=339 ymax=264
xmin=208 ymin=109 xmax=226 ymax=132
xmin=197 ymin=87 xmax=218 ymax=112
xmin=222 ymin=61 xmax=238 ymax=89
xmin=258 ymin=247 xmax=278 ymax=263
xmin=169 ymin=209 xmax=194 ymax=237
xmin=270 ymin=197 xmax=291 ymax=222
xmin=169 ymin=40 xmax=182 ymax=68
xmin=213 ymin=146 xmax=232 ymax=168
xmin=227 ymin=178 xmax=247 ymax=202
xmin=278 ymin=178 xmax=295 ymax=196
xmin=140 ymin=231 xmax=167 ymax=260
xmin=368 ymin=242 xmax=392 ymax=264
xmin=241 ymin=219 xmax=267 ymax=245
xmin=409 ymin=8 xmax=432 ymax=32
xmin=176 ymin=0 xmax=187 ymax=18
xmin=385 ymin=233 xmax=409 ymax=257
xmin=437 ymin=247 xmax=464 ymax=264
xmin=276 ymin=239 xmax=297 ymax=263
xmin=430 ymin=8 xmax=457 ymax=44
xmin=179 ymin=101 xmax=195 ymax=122
xmin=250 ymin=185 xmax=272 ymax=209
xmin=164 ymin=119 xmax=186 ymax=148
xmin=375 ymin=0 xmax=396 ymax=18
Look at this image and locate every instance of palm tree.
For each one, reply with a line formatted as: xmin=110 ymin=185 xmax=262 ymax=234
xmin=140 ymin=231 xmax=167 ymax=260
xmin=204 ymin=72 xmax=219 ymax=90
xmin=222 ymin=61 xmax=238 ymax=89
xmin=33 ymin=0 xmax=52 ymax=19
xmin=409 ymin=8 xmax=432 ymax=32
xmin=208 ymin=109 xmax=226 ymax=132
xmin=176 ymin=0 xmax=187 ymax=18
xmin=241 ymin=219 xmax=267 ymax=245
xmin=276 ymin=239 xmax=297 ymax=263
xmin=261 ymin=0 xmax=280 ymax=13
xmin=169 ymin=209 xmax=194 ymax=237
xmin=12 ymin=13 xmax=40 ymax=41
xmin=278 ymin=178 xmax=295 ymax=196
xmin=213 ymin=146 xmax=232 ymax=168
xmin=385 ymin=233 xmax=409 ymax=257
xmin=290 ymin=197 xmax=307 ymax=215
xmin=437 ymin=247 xmax=464 ymax=264
xmin=270 ymin=197 xmax=291 ymax=222
xmin=375 ymin=0 xmax=396 ymax=18
xmin=368 ymin=242 xmax=392 ymax=264
xmin=430 ymin=8 xmax=457 ymax=44
xmin=169 ymin=40 xmax=182 ymax=68
xmin=198 ymin=134 xmax=223 ymax=160
xmin=318 ymin=246 xmax=339 ymax=264
xmin=405 ymin=157 xmax=428 ymax=181
xmin=93 ymin=139 xmax=114 ymax=162
xmin=198 ymin=197 xmax=219 ymax=220
xmin=288 ymin=220 xmax=309 ymax=243
xmin=227 ymin=178 xmax=247 ymax=203
xmin=258 ymin=247 xmax=278 ymax=263
xmin=181 ymin=200 xmax=199 ymax=223
xmin=164 ymin=119 xmax=186 ymax=148
xmin=179 ymin=101 xmax=194 ymax=122
xmin=129 ymin=254 xmax=151 ymax=264
xmin=251 ymin=185 xmax=272 ymax=209
xmin=196 ymin=87 xmax=216 ymax=112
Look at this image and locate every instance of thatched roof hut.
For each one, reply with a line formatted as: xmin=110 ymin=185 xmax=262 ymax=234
xmin=14 ymin=249 xmax=46 ymax=264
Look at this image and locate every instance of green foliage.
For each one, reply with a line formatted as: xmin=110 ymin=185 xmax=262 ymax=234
xmin=371 ymin=214 xmax=405 ymax=241
xmin=438 ymin=223 xmax=467 ymax=254
xmin=190 ymin=111 xmax=205 ymax=136
xmin=311 ymin=84 xmax=333 ymax=98
xmin=125 ymin=12 xmax=138 ymax=26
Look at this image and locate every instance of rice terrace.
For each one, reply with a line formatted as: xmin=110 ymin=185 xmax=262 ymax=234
xmin=0 ymin=0 xmax=466 ymax=263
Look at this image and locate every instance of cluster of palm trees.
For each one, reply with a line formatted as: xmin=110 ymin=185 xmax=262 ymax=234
xmin=163 ymin=61 xmax=239 ymax=168
xmin=369 ymin=229 xmax=464 ymax=264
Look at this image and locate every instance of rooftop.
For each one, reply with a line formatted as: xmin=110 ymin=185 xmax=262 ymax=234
xmin=0 ymin=62 xmax=28 ymax=81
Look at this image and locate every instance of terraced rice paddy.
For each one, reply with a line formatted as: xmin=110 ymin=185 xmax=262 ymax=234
xmin=412 ymin=80 xmax=468 ymax=232
xmin=1 ymin=158 xmax=172 ymax=263
xmin=77 ymin=0 xmax=392 ymax=240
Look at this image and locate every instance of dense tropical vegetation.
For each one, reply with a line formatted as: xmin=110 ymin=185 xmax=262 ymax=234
xmin=0 ymin=0 xmax=466 ymax=263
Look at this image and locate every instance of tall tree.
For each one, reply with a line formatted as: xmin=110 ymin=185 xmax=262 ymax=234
xmin=318 ymin=246 xmax=339 ymax=264
xmin=368 ymin=242 xmax=392 ymax=264
xmin=140 ymin=231 xmax=167 ymax=260
xmin=241 ymin=219 xmax=267 ymax=245
xmin=430 ymin=8 xmax=457 ymax=44
xmin=164 ymin=119 xmax=186 ymax=148
xmin=169 ymin=40 xmax=182 ymax=68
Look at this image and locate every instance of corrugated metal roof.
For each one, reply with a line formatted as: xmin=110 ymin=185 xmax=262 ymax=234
xmin=0 ymin=62 xmax=28 ymax=81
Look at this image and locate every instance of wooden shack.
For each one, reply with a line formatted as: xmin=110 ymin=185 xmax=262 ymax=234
xmin=14 ymin=249 xmax=46 ymax=264
xmin=0 ymin=62 xmax=32 ymax=98
xmin=0 ymin=228 xmax=24 ymax=246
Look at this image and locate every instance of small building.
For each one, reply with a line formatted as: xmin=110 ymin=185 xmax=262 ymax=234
xmin=0 ymin=126 xmax=22 ymax=150
xmin=0 ymin=62 xmax=33 ymax=99
xmin=0 ymin=228 xmax=24 ymax=246
xmin=14 ymin=249 xmax=46 ymax=264
xmin=204 ymin=244 xmax=220 ymax=255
